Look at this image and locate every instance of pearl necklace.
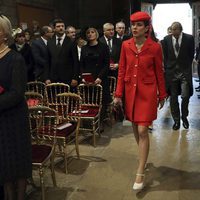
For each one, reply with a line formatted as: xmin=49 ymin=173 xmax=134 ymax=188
xmin=0 ymin=46 xmax=9 ymax=54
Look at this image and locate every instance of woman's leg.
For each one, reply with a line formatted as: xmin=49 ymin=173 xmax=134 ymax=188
xmin=135 ymin=125 xmax=149 ymax=183
xmin=132 ymin=123 xmax=139 ymax=145
xmin=4 ymin=182 xmax=15 ymax=200
xmin=17 ymin=178 xmax=27 ymax=200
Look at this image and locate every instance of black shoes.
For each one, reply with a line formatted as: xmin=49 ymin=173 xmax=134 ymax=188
xmin=173 ymin=122 xmax=180 ymax=130
xmin=182 ymin=118 xmax=189 ymax=129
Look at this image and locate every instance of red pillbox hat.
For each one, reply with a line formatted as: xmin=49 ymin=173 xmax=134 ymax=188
xmin=130 ymin=11 xmax=151 ymax=22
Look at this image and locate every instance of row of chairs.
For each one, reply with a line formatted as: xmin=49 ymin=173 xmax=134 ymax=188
xmin=26 ymin=78 xmax=116 ymax=200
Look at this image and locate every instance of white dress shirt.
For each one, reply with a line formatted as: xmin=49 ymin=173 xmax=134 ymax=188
xmin=172 ymin=32 xmax=183 ymax=57
xmin=56 ymin=34 xmax=66 ymax=46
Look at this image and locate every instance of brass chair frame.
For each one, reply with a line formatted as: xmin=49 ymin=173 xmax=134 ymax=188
xmin=77 ymin=83 xmax=102 ymax=147
xmin=26 ymin=81 xmax=47 ymax=103
xmin=55 ymin=92 xmax=81 ymax=173
xmin=46 ymin=83 xmax=70 ymax=109
xmin=29 ymin=106 xmax=57 ymax=200
xmin=25 ymin=91 xmax=44 ymax=107
xmin=105 ymin=76 xmax=117 ymax=124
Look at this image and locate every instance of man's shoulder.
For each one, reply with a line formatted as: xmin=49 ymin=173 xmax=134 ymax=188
xmin=182 ymin=32 xmax=194 ymax=39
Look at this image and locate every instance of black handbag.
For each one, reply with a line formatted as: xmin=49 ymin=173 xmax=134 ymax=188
xmin=113 ymin=104 xmax=124 ymax=122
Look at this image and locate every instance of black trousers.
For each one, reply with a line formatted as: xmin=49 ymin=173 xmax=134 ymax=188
xmin=170 ymin=74 xmax=190 ymax=122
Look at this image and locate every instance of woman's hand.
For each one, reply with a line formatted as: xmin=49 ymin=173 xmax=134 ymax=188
xmin=95 ymin=78 xmax=102 ymax=84
xmin=113 ymin=97 xmax=122 ymax=107
xmin=158 ymin=99 xmax=165 ymax=109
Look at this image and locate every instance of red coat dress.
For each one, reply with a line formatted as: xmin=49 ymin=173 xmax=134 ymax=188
xmin=115 ymin=37 xmax=167 ymax=123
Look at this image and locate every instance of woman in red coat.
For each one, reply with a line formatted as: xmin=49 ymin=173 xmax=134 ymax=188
xmin=114 ymin=11 xmax=167 ymax=190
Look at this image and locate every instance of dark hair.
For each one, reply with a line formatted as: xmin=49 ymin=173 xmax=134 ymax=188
xmin=144 ymin=20 xmax=150 ymax=27
xmin=52 ymin=18 xmax=65 ymax=27
xmin=40 ymin=26 xmax=50 ymax=36
xmin=171 ymin=22 xmax=183 ymax=31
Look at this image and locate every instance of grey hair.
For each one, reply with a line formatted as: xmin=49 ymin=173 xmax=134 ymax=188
xmin=115 ymin=21 xmax=125 ymax=28
xmin=0 ymin=14 xmax=13 ymax=45
xmin=103 ymin=23 xmax=114 ymax=31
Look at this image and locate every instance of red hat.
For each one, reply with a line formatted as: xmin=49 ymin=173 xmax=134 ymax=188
xmin=130 ymin=11 xmax=151 ymax=22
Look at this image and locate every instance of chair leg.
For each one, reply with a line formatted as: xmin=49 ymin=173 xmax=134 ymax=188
xmin=58 ymin=143 xmax=68 ymax=174
xmin=75 ymin=130 xmax=80 ymax=159
xmin=63 ymin=149 xmax=68 ymax=174
xmin=50 ymin=156 xmax=57 ymax=187
xmin=39 ymin=167 xmax=45 ymax=200
xmin=92 ymin=120 xmax=96 ymax=147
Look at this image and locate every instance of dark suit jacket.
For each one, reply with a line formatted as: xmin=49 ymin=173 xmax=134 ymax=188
xmin=47 ymin=35 xmax=79 ymax=84
xmin=31 ymin=38 xmax=49 ymax=81
xmin=99 ymin=36 xmax=122 ymax=77
xmin=161 ymin=33 xmax=194 ymax=96
xmin=115 ymin=34 xmax=131 ymax=42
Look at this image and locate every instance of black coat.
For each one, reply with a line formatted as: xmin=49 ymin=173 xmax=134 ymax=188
xmin=161 ymin=33 xmax=195 ymax=96
xmin=80 ymin=42 xmax=111 ymax=104
xmin=99 ymin=36 xmax=122 ymax=78
xmin=47 ymin=35 xmax=79 ymax=84
xmin=31 ymin=38 xmax=49 ymax=81
xmin=0 ymin=50 xmax=32 ymax=184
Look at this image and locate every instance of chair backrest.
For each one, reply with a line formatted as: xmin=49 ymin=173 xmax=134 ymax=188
xmin=26 ymin=81 xmax=46 ymax=99
xmin=29 ymin=106 xmax=57 ymax=145
xmin=56 ymin=92 xmax=82 ymax=124
xmin=108 ymin=76 xmax=116 ymax=99
xmin=46 ymin=83 xmax=70 ymax=106
xmin=25 ymin=91 xmax=43 ymax=107
xmin=77 ymin=83 xmax=102 ymax=107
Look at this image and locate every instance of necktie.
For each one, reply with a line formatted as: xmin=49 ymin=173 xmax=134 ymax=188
xmin=175 ymin=38 xmax=179 ymax=52
xmin=57 ymin=37 xmax=61 ymax=47
xmin=108 ymin=39 xmax=112 ymax=53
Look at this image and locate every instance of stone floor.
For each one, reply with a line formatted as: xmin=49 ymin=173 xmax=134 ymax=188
xmin=27 ymin=79 xmax=200 ymax=200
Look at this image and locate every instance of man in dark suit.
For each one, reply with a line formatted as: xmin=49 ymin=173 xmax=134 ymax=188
xmin=115 ymin=21 xmax=131 ymax=41
xmin=46 ymin=19 xmax=79 ymax=87
xmin=161 ymin=22 xmax=194 ymax=130
xmin=99 ymin=23 xmax=122 ymax=78
xmin=31 ymin=26 xmax=53 ymax=82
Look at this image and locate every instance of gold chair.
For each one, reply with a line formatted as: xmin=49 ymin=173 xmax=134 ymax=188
xmin=108 ymin=76 xmax=116 ymax=100
xmin=77 ymin=83 xmax=102 ymax=147
xmin=25 ymin=91 xmax=43 ymax=107
xmin=105 ymin=76 xmax=117 ymax=124
xmin=26 ymin=81 xmax=47 ymax=102
xmin=55 ymin=92 xmax=81 ymax=173
xmin=29 ymin=106 xmax=57 ymax=200
xmin=46 ymin=83 xmax=70 ymax=110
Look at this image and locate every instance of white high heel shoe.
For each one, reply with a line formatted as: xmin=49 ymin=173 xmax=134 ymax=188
xmin=133 ymin=173 xmax=145 ymax=190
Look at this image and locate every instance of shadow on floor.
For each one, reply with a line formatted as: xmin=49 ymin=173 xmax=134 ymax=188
xmin=55 ymin=156 xmax=107 ymax=175
xmin=136 ymin=163 xmax=200 ymax=198
xmin=26 ymin=186 xmax=74 ymax=200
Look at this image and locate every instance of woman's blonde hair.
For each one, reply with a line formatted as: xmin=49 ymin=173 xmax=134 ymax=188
xmin=0 ymin=14 xmax=13 ymax=44
xmin=86 ymin=27 xmax=99 ymax=40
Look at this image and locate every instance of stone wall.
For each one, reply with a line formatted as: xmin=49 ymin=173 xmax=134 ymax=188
xmin=192 ymin=2 xmax=200 ymax=45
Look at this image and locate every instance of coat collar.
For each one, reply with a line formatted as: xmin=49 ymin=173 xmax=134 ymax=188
xmin=128 ymin=37 xmax=154 ymax=54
